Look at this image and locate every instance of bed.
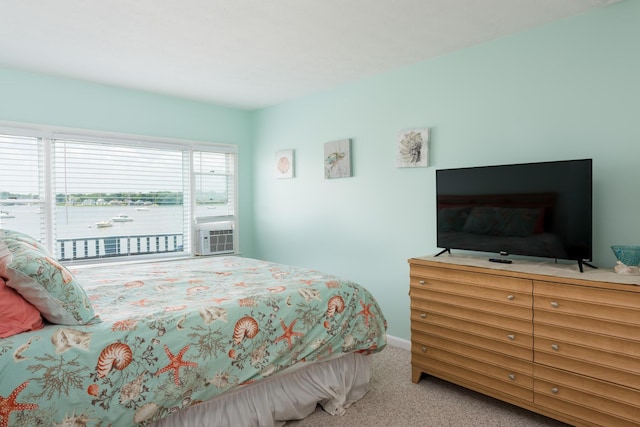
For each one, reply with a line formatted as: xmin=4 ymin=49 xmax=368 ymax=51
xmin=0 ymin=230 xmax=387 ymax=426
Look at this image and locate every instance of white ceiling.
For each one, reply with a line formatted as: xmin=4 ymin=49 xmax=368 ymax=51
xmin=0 ymin=0 xmax=622 ymax=110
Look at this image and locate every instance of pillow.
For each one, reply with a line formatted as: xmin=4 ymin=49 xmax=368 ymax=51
xmin=0 ymin=236 xmax=100 ymax=325
xmin=492 ymin=208 xmax=540 ymax=237
xmin=0 ymin=277 xmax=45 ymax=338
xmin=0 ymin=228 xmax=47 ymax=250
xmin=437 ymin=207 xmax=471 ymax=232
xmin=463 ymin=207 xmax=499 ymax=235
xmin=463 ymin=207 xmax=539 ymax=237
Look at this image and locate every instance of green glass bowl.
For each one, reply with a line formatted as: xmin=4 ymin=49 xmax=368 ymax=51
xmin=611 ymin=245 xmax=640 ymax=266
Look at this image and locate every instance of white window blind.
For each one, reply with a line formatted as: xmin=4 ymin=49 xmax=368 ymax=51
xmin=52 ymin=138 xmax=189 ymax=259
xmin=0 ymin=134 xmax=47 ymax=243
xmin=0 ymin=124 xmax=238 ymax=263
xmin=193 ymin=150 xmax=236 ymax=218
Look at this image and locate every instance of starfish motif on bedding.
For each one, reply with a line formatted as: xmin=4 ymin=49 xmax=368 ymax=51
xmin=155 ymin=345 xmax=198 ymax=386
xmin=0 ymin=381 xmax=38 ymax=427
xmin=356 ymin=300 xmax=375 ymax=327
xmin=274 ymin=319 xmax=304 ymax=349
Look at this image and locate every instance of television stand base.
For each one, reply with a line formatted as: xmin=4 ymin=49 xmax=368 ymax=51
xmin=578 ymin=260 xmax=598 ymax=273
xmin=434 ymin=248 xmax=451 ymax=257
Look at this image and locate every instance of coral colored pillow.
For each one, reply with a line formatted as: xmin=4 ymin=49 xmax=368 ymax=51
xmin=0 ymin=277 xmax=45 ymax=338
xmin=0 ymin=233 xmax=100 ymax=325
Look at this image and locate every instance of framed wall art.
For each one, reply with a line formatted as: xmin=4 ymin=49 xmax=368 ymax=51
xmin=324 ymin=138 xmax=352 ymax=179
xmin=396 ymin=128 xmax=429 ymax=168
xmin=275 ymin=149 xmax=294 ymax=179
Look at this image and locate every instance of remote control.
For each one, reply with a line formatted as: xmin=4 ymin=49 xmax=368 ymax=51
xmin=489 ymin=258 xmax=512 ymax=264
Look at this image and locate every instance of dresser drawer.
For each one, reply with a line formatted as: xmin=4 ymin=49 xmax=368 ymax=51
xmin=412 ymin=325 xmax=532 ymax=361
xmin=412 ymin=310 xmax=533 ymax=348
xmin=412 ymin=332 xmax=532 ymax=374
xmin=535 ymin=323 xmax=640 ymax=359
xmin=411 ymin=273 xmax=532 ymax=305
xmin=534 ymin=309 xmax=640 ymax=342
xmin=412 ymin=300 xmax=532 ymax=334
xmin=534 ymin=281 xmax=640 ymax=328
xmin=534 ymin=338 xmax=640 ymax=389
xmin=534 ymin=365 xmax=640 ymax=427
xmin=412 ymin=349 xmax=533 ymax=402
xmin=411 ymin=285 xmax=531 ymax=320
xmin=411 ymin=264 xmax=533 ymax=293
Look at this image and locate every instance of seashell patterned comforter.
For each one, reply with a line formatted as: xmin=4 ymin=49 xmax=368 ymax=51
xmin=0 ymin=256 xmax=387 ymax=426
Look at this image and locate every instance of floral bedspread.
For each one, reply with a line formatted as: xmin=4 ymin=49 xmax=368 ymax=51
xmin=0 ymin=256 xmax=387 ymax=426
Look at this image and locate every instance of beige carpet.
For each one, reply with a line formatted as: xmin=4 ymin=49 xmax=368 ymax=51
xmin=286 ymin=346 xmax=569 ymax=427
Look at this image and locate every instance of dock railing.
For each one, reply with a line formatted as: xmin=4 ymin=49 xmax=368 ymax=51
xmin=57 ymin=233 xmax=184 ymax=261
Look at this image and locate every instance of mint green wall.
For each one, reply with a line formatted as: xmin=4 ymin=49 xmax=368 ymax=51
xmin=251 ymin=1 xmax=640 ymax=341
xmin=0 ymin=67 xmax=255 ymax=255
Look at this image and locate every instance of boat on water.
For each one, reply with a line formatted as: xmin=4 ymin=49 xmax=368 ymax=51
xmin=135 ymin=207 xmax=149 ymax=211
xmin=0 ymin=210 xmax=15 ymax=218
xmin=111 ymin=214 xmax=134 ymax=222
xmin=96 ymin=220 xmax=113 ymax=228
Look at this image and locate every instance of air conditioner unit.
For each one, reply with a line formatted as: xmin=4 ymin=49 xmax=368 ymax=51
xmin=196 ymin=221 xmax=234 ymax=255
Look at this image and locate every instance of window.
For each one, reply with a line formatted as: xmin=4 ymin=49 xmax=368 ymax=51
xmin=0 ymin=133 xmax=48 ymax=243
xmin=0 ymin=126 xmax=238 ymax=263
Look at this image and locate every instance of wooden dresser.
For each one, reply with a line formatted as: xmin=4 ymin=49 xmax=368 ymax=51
xmin=409 ymin=255 xmax=640 ymax=427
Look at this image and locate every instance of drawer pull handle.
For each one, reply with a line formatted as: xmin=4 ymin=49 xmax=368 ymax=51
xmin=420 ymin=313 xmax=426 ymax=319
xmin=507 ymin=295 xmax=514 ymax=301
xmin=509 ymin=373 xmax=516 ymax=381
xmin=419 ymin=280 xmax=426 ymax=285
xmin=551 ymin=344 xmax=559 ymax=351
xmin=421 ymin=346 xmax=427 ymax=353
xmin=507 ymin=334 xmax=515 ymax=341
xmin=551 ymin=387 xmax=559 ymax=394
xmin=550 ymin=301 xmax=559 ymax=308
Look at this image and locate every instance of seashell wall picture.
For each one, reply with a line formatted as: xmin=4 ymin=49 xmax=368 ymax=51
xmin=396 ymin=127 xmax=429 ymax=167
xmin=275 ymin=149 xmax=294 ymax=179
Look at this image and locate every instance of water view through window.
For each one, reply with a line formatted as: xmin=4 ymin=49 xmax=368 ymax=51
xmin=1 ymin=133 xmax=237 ymax=259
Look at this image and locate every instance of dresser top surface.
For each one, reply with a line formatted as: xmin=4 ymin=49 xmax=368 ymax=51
xmin=410 ymin=253 xmax=640 ymax=289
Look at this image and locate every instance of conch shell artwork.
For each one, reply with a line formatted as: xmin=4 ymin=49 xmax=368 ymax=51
xmin=397 ymin=128 xmax=429 ymax=168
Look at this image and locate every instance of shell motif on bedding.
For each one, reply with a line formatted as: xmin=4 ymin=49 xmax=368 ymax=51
xmin=199 ymin=306 xmax=227 ymax=324
xmin=53 ymin=411 xmax=91 ymax=427
xmin=325 ymin=280 xmax=340 ymax=288
xmin=326 ymin=295 xmax=345 ymax=317
xmin=96 ymin=342 xmax=133 ymax=378
xmin=111 ymin=319 xmax=138 ymax=332
xmin=123 ymin=280 xmax=144 ymax=289
xmin=51 ymin=328 xmax=92 ymax=354
xmin=298 ymin=287 xmax=321 ymax=302
xmin=13 ymin=336 xmax=40 ymax=362
xmin=164 ymin=304 xmax=187 ymax=312
xmin=133 ymin=402 xmax=160 ymax=424
xmin=119 ymin=371 xmax=147 ymax=404
xmin=186 ymin=285 xmax=209 ymax=296
xmin=233 ymin=316 xmax=259 ymax=345
xmin=238 ymin=297 xmax=258 ymax=308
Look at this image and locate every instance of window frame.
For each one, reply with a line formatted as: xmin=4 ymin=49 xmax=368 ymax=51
xmin=0 ymin=121 xmax=239 ymax=263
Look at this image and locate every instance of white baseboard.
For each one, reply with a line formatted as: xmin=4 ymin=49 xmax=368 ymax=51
xmin=386 ymin=334 xmax=410 ymax=351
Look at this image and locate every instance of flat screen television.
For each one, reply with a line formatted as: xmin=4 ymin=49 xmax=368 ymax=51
xmin=436 ymin=159 xmax=593 ymax=271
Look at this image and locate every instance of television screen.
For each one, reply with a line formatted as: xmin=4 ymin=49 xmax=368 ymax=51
xmin=436 ymin=159 xmax=592 ymax=267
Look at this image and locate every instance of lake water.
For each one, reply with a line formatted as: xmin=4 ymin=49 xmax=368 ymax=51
xmin=0 ymin=204 xmax=229 ymax=239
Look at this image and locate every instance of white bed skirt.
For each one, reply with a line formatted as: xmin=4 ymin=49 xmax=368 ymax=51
xmin=151 ymin=352 xmax=373 ymax=427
